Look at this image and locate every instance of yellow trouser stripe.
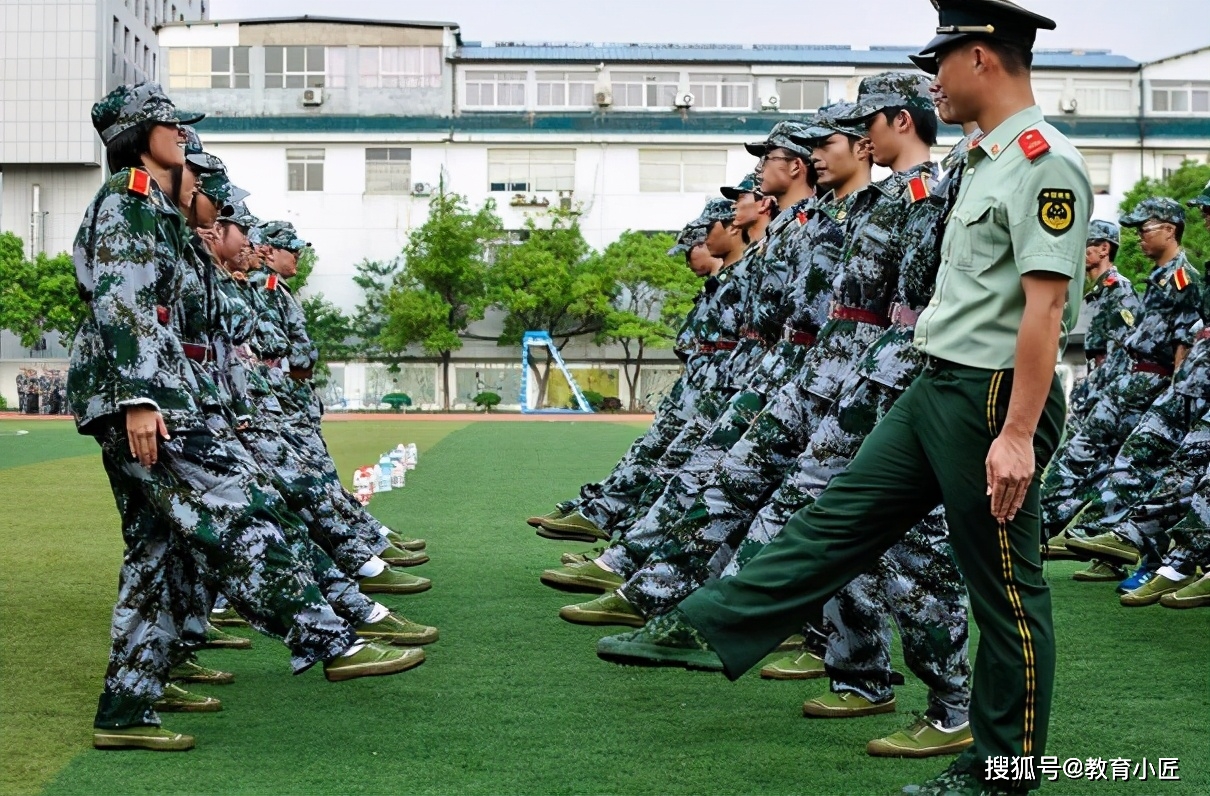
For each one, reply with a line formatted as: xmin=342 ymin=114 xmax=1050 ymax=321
xmin=986 ymin=372 xmax=1038 ymax=755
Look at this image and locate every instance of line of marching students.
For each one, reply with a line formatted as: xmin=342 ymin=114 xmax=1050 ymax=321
xmin=74 ymin=83 xmax=435 ymax=752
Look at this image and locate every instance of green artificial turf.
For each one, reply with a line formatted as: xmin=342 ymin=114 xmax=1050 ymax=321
xmin=2 ymin=420 xmax=1207 ymax=795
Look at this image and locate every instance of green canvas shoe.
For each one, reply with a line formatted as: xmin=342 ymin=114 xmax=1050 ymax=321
xmin=559 ymin=593 xmax=645 ymax=627
xmin=168 ymin=660 xmax=234 ymax=685
xmin=359 ymin=568 xmax=432 ymax=595
xmin=560 ymin=546 xmax=605 ymax=565
xmin=802 ymin=691 xmax=895 ymax=718
xmin=596 ymin=612 xmax=723 ymax=671
xmin=759 ymin=651 xmax=825 ymax=680
xmin=323 ymin=642 xmax=425 ymax=682
xmin=535 ymin=511 xmax=610 ymax=543
xmin=153 ymin=683 xmax=222 ymax=713
xmin=527 ymin=507 xmax=571 ymax=528
xmin=1041 ymin=535 xmax=1080 ymax=561
xmin=93 ymin=725 xmax=194 ymax=751
xmin=202 ymin=623 xmax=251 ymax=650
xmin=1071 ymin=560 xmax=1127 ymax=582
xmin=776 ymin=634 xmax=805 ymax=652
xmin=1066 ymin=532 xmax=1140 ymax=566
xmin=1120 ymin=573 xmax=1196 ymax=607
xmin=868 ymin=718 xmax=973 ymax=758
xmin=380 ymin=545 xmax=430 ymax=568
xmin=385 ymin=531 xmax=426 ymax=551
xmin=1160 ymin=572 xmax=1210 ymax=608
xmin=540 ymin=560 xmax=623 ymax=593
xmin=208 ymin=607 xmax=248 ymax=627
xmin=357 ymin=612 xmax=439 ymax=645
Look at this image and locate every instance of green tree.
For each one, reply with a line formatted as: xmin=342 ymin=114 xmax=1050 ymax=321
xmin=489 ymin=209 xmax=610 ymax=408
xmin=0 ymin=232 xmax=85 ymax=348
xmin=1116 ymin=161 xmax=1210 ymax=286
xmin=593 ymin=230 xmax=699 ymax=411
xmin=352 ymin=257 xmax=402 ymax=361
xmin=287 ymin=246 xmax=317 ymax=292
xmin=378 ymin=191 xmax=501 ymax=410
xmin=300 ymin=293 xmax=354 ymax=386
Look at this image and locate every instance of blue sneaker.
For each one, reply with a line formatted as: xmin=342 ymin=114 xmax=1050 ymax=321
xmin=1118 ymin=565 xmax=1155 ymax=594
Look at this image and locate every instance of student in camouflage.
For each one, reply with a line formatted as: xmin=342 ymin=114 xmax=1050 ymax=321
xmin=75 ymin=84 xmax=423 ymax=752
xmin=1041 ymin=198 xmax=1205 ymax=541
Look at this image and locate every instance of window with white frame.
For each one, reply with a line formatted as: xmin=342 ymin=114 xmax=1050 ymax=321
xmin=487 ymin=149 xmax=575 ymax=192
xmin=359 ymin=46 xmax=443 ymax=89
xmin=1073 ymin=80 xmax=1133 ymax=114
xmin=536 ymin=71 xmax=596 ymax=108
xmin=265 ymin=46 xmax=326 ymax=89
xmin=611 ymin=72 xmax=679 ymax=109
xmin=773 ymin=78 xmax=828 ymax=112
xmin=1083 ymin=153 xmax=1112 ymax=194
xmin=168 ymin=46 xmax=250 ymax=89
xmin=465 ymin=71 xmax=526 ymax=107
xmin=639 ymin=149 xmax=727 ymax=193
xmin=1162 ymin=154 xmax=1194 ymax=179
xmin=326 ymin=47 xmax=347 ymax=88
xmin=688 ymin=73 xmax=751 ymax=110
xmin=287 ymin=148 xmax=325 ymax=192
xmin=365 ymin=147 xmax=412 ymax=194
xmin=1032 ymin=78 xmax=1065 ymax=115
xmin=1152 ymin=81 xmax=1210 ymax=114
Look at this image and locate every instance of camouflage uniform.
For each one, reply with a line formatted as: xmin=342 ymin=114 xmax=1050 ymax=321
xmin=73 ymin=84 xmax=357 ymax=730
xmin=15 ymin=369 xmax=29 ymax=413
xmin=1041 ymin=200 xmax=1204 ymax=538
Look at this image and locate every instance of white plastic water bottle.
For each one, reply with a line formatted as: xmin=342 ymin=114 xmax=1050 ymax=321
xmin=376 ymin=454 xmax=394 ymax=492
xmin=405 ymin=443 xmax=418 ymax=470
xmin=391 ymin=461 xmax=406 ymax=488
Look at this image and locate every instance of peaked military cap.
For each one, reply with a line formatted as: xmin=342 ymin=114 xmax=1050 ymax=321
xmin=221 ymin=201 xmax=261 ymax=230
xmin=840 ymin=72 xmax=936 ymax=121
xmin=911 ymin=0 xmax=1057 ymax=74
xmin=181 ymin=125 xmax=204 ymax=157
xmin=1188 ymin=179 xmax=1210 ymax=209
xmin=789 ymin=102 xmax=868 ymax=145
xmin=720 ymin=172 xmax=761 ymax=200
xmin=258 ymin=220 xmax=310 ymax=252
xmin=186 ymin=151 xmax=251 ymax=207
xmin=1086 ymin=219 xmax=1120 ymax=247
xmin=667 ymin=222 xmax=709 ymax=256
xmin=745 ymin=120 xmax=815 ymax=161
xmin=1120 ymin=197 xmax=1186 ymax=228
xmin=92 ymin=82 xmax=205 ymax=144
xmin=692 ymin=197 xmax=737 ymax=227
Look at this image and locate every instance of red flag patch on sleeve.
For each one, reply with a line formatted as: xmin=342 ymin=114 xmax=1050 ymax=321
xmin=907 ymin=176 xmax=929 ymax=203
xmin=266 ymin=274 xmax=279 ymax=291
xmin=1018 ymin=130 xmax=1051 ymax=161
xmin=126 ymin=168 xmax=151 ymax=196
xmin=1173 ymin=266 xmax=1191 ymax=291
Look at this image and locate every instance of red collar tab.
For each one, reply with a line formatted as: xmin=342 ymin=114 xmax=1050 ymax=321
xmin=266 ymin=273 xmax=279 ymax=291
xmin=907 ymin=176 xmax=929 ymax=203
xmin=1018 ymin=129 xmax=1051 ymax=161
xmin=795 ymin=210 xmax=808 ymax=226
xmin=127 ymin=169 xmax=152 ymax=197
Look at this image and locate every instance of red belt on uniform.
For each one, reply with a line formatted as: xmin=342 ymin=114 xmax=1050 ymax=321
xmin=702 ymin=340 xmax=739 ymax=353
xmin=829 ymin=304 xmax=890 ymax=328
xmin=290 ymin=367 xmax=314 ymax=381
xmin=1131 ymin=360 xmax=1173 ymax=377
xmin=889 ymin=303 xmax=922 ymax=329
xmin=262 ymin=357 xmax=282 ymax=368
xmin=740 ymin=328 xmax=766 ymax=342
xmin=1088 ymin=353 xmax=1106 ymax=368
xmin=181 ymin=342 xmax=215 ymax=362
xmin=1197 ymin=328 xmax=1210 ymax=341
xmin=781 ymin=325 xmax=817 ymax=347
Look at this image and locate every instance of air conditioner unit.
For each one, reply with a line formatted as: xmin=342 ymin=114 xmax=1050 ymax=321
xmin=1059 ymin=97 xmax=1078 ymax=114
xmin=302 ymin=88 xmax=324 ymax=106
xmin=412 ymin=182 xmax=432 ymax=197
xmin=675 ymin=92 xmax=695 ymax=109
xmin=762 ymin=93 xmax=781 ymax=110
xmin=595 ymin=89 xmax=613 ymax=107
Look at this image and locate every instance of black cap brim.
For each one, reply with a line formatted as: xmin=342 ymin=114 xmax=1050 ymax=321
xmin=744 ymin=141 xmax=768 ymax=157
xmin=912 ymin=32 xmax=970 ymax=74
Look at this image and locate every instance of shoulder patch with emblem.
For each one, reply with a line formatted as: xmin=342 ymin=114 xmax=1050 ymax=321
xmin=906 ymin=176 xmax=930 ymax=203
xmin=1104 ymin=275 xmax=1117 ymax=286
xmin=1120 ymin=309 xmax=1135 ymax=327
xmin=1018 ymin=129 xmax=1051 ymax=161
xmin=796 ymin=210 xmax=808 ymax=226
xmin=1038 ymin=189 xmax=1075 ymax=236
xmin=1173 ymin=265 xmax=1191 ymax=291
xmin=126 ymin=168 xmax=152 ymax=197
xmin=265 ymin=273 xmax=279 ymax=291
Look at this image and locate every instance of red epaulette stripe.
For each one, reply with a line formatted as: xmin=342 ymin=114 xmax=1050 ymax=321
xmin=1018 ymin=129 xmax=1051 ymax=161
xmin=907 ymin=176 xmax=929 ymax=202
xmin=127 ymin=169 xmax=151 ymax=196
xmin=266 ymin=274 xmax=279 ymax=291
xmin=1173 ymin=266 xmax=1190 ymax=291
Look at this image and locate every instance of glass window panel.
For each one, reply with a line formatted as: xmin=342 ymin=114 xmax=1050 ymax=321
xmin=211 ymin=74 xmax=229 ymax=88
xmin=285 ymin=46 xmax=304 ymax=72
xmin=307 ymin=163 xmax=324 ymax=191
xmin=1194 ymin=91 xmax=1210 ymax=113
xmin=306 ymin=46 xmax=325 ymax=71
xmin=234 ymin=74 xmax=250 ymax=89
xmin=210 ymin=47 xmax=229 ymax=72
xmin=288 ymin=162 xmax=306 ymax=191
xmin=233 ymin=46 xmax=249 ymax=74
xmin=1153 ymin=90 xmax=1169 ymax=112
xmin=265 ymin=46 xmax=283 ymax=74
xmin=286 ymin=74 xmax=304 ymax=89
xmin=1172 ymin=91 xmax=1190 ymax=112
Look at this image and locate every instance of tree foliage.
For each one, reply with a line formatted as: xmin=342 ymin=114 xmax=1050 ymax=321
xmin=287 ymin=246 xmax=317 ymax=293
xmin=0 ymin=232 xmax=85 ymax=348
xmin=300 ymin=293 xmax=354 ymax=385
xmin=351 ymin=257 xmax=402 ymax=360
xmin=1116 ymin=161 xmax=1210 ymax=286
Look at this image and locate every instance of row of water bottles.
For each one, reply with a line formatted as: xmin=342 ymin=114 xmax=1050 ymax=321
xmin=352 ymin=443 xmax=418 ymax=505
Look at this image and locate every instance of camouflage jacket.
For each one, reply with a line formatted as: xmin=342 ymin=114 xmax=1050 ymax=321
xmin=1123 ymin=250 xmax=1205 ymax=370
xmin=1171 ymin=286 xmax=1210 ymax=399
xmin=1082 ymin=266 xmax=1142 ymax=359
xmin=246 ymin=268 xmax=322 ymax=422
xmin=801 ymin=164 xmax=939 ymax=402
xmin=687 ymin=256 xmax=752 ymax=391
xmin=67 ymin=168 xmax=220 ymax=433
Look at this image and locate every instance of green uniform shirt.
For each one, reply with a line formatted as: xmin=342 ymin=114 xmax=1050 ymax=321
xmin=913 ymin=105 xmax=1093 ymax=370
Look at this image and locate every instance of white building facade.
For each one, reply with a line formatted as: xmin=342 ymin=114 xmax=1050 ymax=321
xmin=2 ymin=11 xmax=1209 ymax=409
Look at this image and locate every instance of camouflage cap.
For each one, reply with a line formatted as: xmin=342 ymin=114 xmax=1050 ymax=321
xmin=692 ymin=197 xmax=737 ymax=227
xmin=912 ymin=0 xmax=1057 ymax=75
xmin=181 ymin=125 xmax=204 ymax=156
xmin=1086 ymin=219 xmax=1120 ymax=247
xmin=744 ymin=120 xmax=814 ymax=161
xmin=667 ymin=223 xmax=708 ymax=256
xmin=1187 ymin=179 xmax=1210 ymax=209
xmin=186 ymin=152 xmax=251 ymax=207
xmin=258 ymin=220 xmax=310 ymax=251
xmin=839 ymin=72 xmax=936 ymax=121
xmin=1119 ymin=197 xmax=1186 ymax=228
xmin=720 ymin=172 xmax=761 ymax=200
xmin=789 ymin=102 xmax=868 ymax=145
xmin=221 ymin=200 xmax=260 ymax=230
xmin=92 ymin=82 xmax=205 ymax=144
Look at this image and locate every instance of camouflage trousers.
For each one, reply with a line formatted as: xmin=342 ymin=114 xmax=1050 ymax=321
xmin=93 ymin=414 xmax=358 ymax=729
xmin=1163 ymin=479 xmax=1210 ymax=574
xmin=1040 ymin=368 xmax=1167 ymax=537
xmin=1067 ymin=386 xmax=1210 ymax=552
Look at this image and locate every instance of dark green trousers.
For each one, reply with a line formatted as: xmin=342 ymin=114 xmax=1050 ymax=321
xmin=680 ymin=361 xmax=1065 ymax=789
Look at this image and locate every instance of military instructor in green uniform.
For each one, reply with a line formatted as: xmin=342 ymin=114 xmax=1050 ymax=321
xmin=674 ymin=2 xmax=1092 ymax=793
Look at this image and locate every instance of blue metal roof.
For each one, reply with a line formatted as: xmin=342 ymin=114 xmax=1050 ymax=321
xmin=454 ymin=43 xmax=1137 ymax=70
